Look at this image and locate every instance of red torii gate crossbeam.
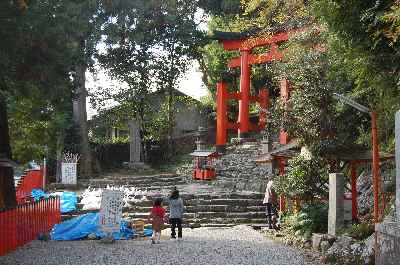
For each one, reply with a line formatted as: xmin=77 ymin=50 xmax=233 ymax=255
xmin=215 ymin=29 xmax=299 ymax=152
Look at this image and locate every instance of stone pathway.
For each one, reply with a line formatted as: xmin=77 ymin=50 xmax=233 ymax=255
xmin=0 ymin=226 xmax=323 ymax=265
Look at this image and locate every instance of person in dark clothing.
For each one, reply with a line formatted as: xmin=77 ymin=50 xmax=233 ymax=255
xmin=263 ymin=178 xmax=278 ymax=229
xmin=167 ymin=188 xmax=184 ymax=240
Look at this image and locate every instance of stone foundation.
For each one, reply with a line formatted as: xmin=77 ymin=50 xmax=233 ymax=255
xmin=376 ymin=221 xmax=400 ymax=265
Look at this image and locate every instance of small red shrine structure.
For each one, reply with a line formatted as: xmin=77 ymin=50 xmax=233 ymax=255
xmin=190 ymin=150 xmax=218 ymax=180
xmin=214 ymin=29 xmax=301 ymax=153
xmin=190 ymin=127 xmax=218 ymax=180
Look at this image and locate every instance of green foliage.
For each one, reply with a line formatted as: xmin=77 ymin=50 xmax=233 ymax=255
xmin=0 ymin=0 xmax=91 ymax=162
xmin=312 ymin=0 xmax=400 ymax=152
xmin=283 ymin=202 xmax=328 ymax=239
xmin=94 ymin=0 xmax=206 ymax=156
xmin=199 ymin=0 xmax=242 ymax=16
xmin=340 ymin=223 xmax=374 ymax=241
xmin=276 ymin=155 xmax=329 ymax=201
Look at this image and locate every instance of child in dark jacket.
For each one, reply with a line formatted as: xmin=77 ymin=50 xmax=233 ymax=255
xmin=147 ymin=197 xmax=165 ymax=244
xmin=168 ymin=189 xmax=184 ymax=239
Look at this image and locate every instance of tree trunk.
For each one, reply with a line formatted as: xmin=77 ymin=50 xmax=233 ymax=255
xmin=167 ymin=87 xmax=175 ymax=160
xmin=72 ymin=46 xmax=92 ymax=177
xmin=0 ymin=95 xmax=16 ymax=209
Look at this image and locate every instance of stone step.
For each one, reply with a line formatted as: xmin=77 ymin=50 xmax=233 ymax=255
xmin=125 ymin=205 xmax=265 ymax=213
xmin=127 ymin=217 xmax=267 ymax=225
xmin=81 ymin=184 xmax=182 ymax=191
xmin=129 ymin=198 xmax=264 ymax=207
xmin=143 ymin=193 xmax=264 ymax=200
xmin=81 ymin=180 xmax=187 ymax=187
xmin=82 ymin=176 xmax=185 ymax=183
xmin=97 ymin=174 xmax=179 ymax=180
xmin=123 ymin=211 xmax=265 ymax=220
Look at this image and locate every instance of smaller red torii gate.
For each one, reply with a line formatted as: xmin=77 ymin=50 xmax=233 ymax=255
xmin=215 ymin=29 xmax=300 ymax=152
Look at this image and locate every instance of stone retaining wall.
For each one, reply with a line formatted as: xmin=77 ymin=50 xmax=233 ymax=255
xmin=376 ymin=222 xmax=400 ymax=265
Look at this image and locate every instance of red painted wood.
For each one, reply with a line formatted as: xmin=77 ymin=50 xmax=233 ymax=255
xmin=227 ymin=122 xmax=240 ymax=130
xmin=220 ymin=31 xmax=293 ymax=51
xmin=278 ymin=158 xmax=287 ymax=212
xmin=0 ymin=197 xmax=61 ymax=256
xmin=350 ymin=162 xmax=358 ymax=220
xmin=228 ymin=92 xmax=242 ymax=100
xmin=216 ymin=82 xmax=229 ymax=147
xmin=228 ymin=49 xmax=283 ymax=68
xmin=258 ymin=89 xmax=269 ymax=130
xmin=279 ymin=78 xmax=291 ymax=144
xmin=239 ymin=50 xmax=251 ymax=134
xmin=15 ymin=169 xmax=44 ymax=204
xmin=371 ymin=111 xmax=381 ymax=224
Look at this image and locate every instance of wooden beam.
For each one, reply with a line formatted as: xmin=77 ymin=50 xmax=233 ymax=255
xmin=228 ymin=50 xmax=283 ymax=68
xmin=227 ymin=92 xmax=241 ymax=100
xmin=220 ymin=30 xmax=297 ymax=51
xmin=228 ymin=122 xmax=240 ymax=130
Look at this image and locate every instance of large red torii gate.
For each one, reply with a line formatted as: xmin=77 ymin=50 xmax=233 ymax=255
xmin=214 ymin=29 xmax=300 ymax=152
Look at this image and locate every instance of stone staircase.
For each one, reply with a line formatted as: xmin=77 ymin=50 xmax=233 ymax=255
xmin=61 ymin=171 xmax=267 ymax=227
xmin=213 ymin=141 xmax=271 ymax=193
xmin=122 ymin=192 xmax=266 ymax=227
xmin=59 ymin=140 xmax=274 ymax=227
xmin=79 ymin=173 xmax=187 ymax=191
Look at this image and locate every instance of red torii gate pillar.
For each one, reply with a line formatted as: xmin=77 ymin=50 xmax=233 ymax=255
xmin=278 ymin=157 xmax=286 ymax=212
xmin=216 ymin=82 xmax=228 ymax=152
xmin=239 ymin=49 xmax=251 ymax=137
xmin=215 ymin=30 xmax=298 ymax=152
xmin=216 ymin=82 xmax=269 ymax=153
xmin=279 ymin=78 xmax=291 ymax=145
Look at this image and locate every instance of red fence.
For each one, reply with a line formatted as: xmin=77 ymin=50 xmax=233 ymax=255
xmin=15 ymin=169 xmax=44 ymax=204
xmin=0 ymin=196 xmax=60 ymax=256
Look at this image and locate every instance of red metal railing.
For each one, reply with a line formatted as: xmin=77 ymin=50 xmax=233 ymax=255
xmin=0 ymin=196 xmax=60 ymax=256
xmin=15 ymin=169 xmax=44 ymax=204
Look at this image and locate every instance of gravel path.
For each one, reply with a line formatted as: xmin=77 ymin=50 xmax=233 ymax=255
xmin=0 ymin=226 xmax=322 ymax=265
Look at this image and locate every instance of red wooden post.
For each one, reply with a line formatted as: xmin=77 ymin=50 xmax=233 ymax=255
xmin=11 ymin=208 xmax=17 ymax=253
xmin=258 ymin=88 xmax=269 ymax=130
xmin=371 ymin=111 xmax=381 ymax=224
xmin=279 ymin=78 xmax=291 ymax=144
xmin=239 ymin=49 xmax=251 ymax=137
xmin=278 ymin=158 xmax=286 ymax=212
xmin=216 ymin=82 xmax=228 ymax=152
xmin=350 ymin=161 xmax=358 ymax=221
xmin=0 ymin=211 xmax=3 ymax=255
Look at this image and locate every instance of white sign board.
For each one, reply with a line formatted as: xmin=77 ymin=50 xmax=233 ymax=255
xmin=61 ymin=163 xmax=77 ymax=185
xmin=99 ymin=190 xmax=124 ymax=232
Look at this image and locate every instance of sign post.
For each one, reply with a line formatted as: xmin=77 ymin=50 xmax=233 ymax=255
xmin=61 ymin=162 xmax=77 ymax=185
xmin=99 ymin=190 xmax=124 ymax=242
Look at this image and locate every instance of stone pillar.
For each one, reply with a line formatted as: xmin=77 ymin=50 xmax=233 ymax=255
xmin=328 ymin=173 xmax=344 ymax=236
xmin=128 ymin=120 xmax=143 ymax=168
xmin=375 ymin=111 xmax=400 ymax=265
xmin=396 ymin=111 xmax=400 ymax=221
xmin=261 ymin=140 xmax=272 ymax=154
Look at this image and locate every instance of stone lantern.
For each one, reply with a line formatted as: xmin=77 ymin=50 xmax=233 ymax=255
xmin=195 ymin=126 xmax=207 ymax=151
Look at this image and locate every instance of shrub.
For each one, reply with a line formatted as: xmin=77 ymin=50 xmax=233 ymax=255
xmin=283 ymin=202 xmax=328 ymax=239
xmin=341 ymin=223 xmax=374 ymax=241
xmin=276 ymin=155 xmax=329 ymax=201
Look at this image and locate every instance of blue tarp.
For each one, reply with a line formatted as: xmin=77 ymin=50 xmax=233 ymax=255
xmin=31 ymin=190 xmax=77 ymax=213
xmin=60 ymin=191 xmax=77 ymax=213
xmin=50 ymin=213 xmax=138 ymax=241
xmin=31 ymin=189 xmax=49 ymax=201
xmin=144 ymin=228 xmax=153 ymax=237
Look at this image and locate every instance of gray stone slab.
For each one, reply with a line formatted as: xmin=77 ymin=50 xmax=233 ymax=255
xmin=395 ymin=111 xmax=400 ymax=221
xmin=376 ymin=222 xmax=400 ymax=265
xmin=328 ymin=173 xmax=344 ymax=236
xmin=129 ymin=120 xmax=142 ymax=164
